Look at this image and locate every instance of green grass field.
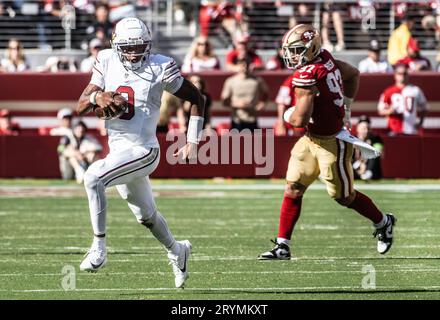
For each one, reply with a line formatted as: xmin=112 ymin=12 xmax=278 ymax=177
xmin=1 ymin=179 xmax=440 ymax=300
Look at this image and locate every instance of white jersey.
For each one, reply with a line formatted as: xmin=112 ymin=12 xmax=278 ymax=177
xmin=378 ymin=84 xmax=428 ymax=135
xmin=90 ymin=49 xmax=184 ymax=152
xmin=358 ymin=57 xmax=393 ymax=73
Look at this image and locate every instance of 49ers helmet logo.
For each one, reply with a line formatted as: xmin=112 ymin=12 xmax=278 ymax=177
xmin=301 ymin=30 xmax=315 ymax=42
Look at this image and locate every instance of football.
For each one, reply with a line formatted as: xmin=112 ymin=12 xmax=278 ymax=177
xmin=94 ymin=92 xmax=128 ymax=120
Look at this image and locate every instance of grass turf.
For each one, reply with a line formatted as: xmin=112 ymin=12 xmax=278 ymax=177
xmin=0 ymin=179 xmax=440 ymax=300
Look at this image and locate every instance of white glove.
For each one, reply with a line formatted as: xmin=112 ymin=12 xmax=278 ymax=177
xmin=283 ymin=106 xmax=296 ymax=123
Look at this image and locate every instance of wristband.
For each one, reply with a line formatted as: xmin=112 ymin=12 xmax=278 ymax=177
xmin=187 ymin=116 xmax=204 ymax=144
xmin=344 ymin=96 xmax=353 ymax=108
xmin=89 ymin=91 xmax=101 ymax=105
xmin=292 ymin=126 xmax=307 ymax=137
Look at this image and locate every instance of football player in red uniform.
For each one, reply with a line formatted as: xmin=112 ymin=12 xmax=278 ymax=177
xmin=259 ymin=24 xmax=396 ymax=260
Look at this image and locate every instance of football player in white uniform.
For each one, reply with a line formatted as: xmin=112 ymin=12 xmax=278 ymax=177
xmin=76 ymin=17 xmax=205 ymax=288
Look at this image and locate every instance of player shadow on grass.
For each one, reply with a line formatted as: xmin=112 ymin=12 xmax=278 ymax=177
xmin=118 ymin=287 xmax=440 ymax=297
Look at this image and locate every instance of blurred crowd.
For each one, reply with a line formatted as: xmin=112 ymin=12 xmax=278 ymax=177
xmin=0 ymin=1 xmax=438 ymax=182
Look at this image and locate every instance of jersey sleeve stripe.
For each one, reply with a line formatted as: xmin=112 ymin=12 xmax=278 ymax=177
xmin=163 ymin=69 xmax=181 ymax=82
xmin=164 ymin=60 xmax=177 ymax=71
xmin=293 ymin=78 xmax=315 ymax=83
xmin=93 ymin=66 xmax=103 ymax=76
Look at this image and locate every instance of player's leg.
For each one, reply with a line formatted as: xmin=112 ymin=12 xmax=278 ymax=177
xmin=80 ymin=146 xmax=159 ymax=272
xmin=259 ymin=136 xmax=319 ymax=260
xmin=116 ymin=176 xmax=191 ymax=288
xmin=318 ymin=139 xmax=396 ymax=254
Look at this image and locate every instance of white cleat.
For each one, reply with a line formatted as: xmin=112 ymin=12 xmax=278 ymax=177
xmin=168 ymin=240 xmax=192 ymax=288
xmin=80 ymin=247 xmax=107 ymax=272
xmin=374 ymin=214 xmax=396 ymax=254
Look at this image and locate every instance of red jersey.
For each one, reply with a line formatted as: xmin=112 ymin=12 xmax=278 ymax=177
xmin=275 ymin=74 xmax=296 ymax=107
xmin=378 ymin=84 xmax=427 ymax=134
xmin=395 ymin=56 xmax=431 ymax=71
xmin=225 ymin=50 xmax=263 ymax=68
xmin=292 ymin=49 xmax=345 ymax=136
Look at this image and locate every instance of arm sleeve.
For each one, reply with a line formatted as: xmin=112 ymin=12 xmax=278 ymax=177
xmin=162 ymin=59 xmax=184 ymax=94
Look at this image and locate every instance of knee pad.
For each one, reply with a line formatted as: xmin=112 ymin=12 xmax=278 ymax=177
xmin=137 ymin=210 xmax=157 ymax=228
xmin=285 ymin=182 xmax=306 ymax=198
xmin=335 ymin=192 xmax=356 ymax=207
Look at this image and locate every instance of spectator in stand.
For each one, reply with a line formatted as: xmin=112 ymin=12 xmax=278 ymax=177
xmin=352 ymin=115 xmax=383 ymax=181
xmin=199 ymin=0 xmax=242 ymax=39
xmin=225 ymin=33 xmax=263 ymax=72
xmin=58 ymin=120 xmax=102 ymax=183
xmin=378 ymin=64 xmax=428 ymax=136
xmin=395 ymin=38 xmax=432 ymax=71
xmin=221 ymin=57 xmax=269 ymax=131
xmin=0 ymin=109 xmax=20 ymax=136
xmin=107 ymin=0 xmax=136 ymax=23
xmin=179 ymin=75 xmax=212 ymax=132
xmin=181 ymin=36 xmax=221 ymax=73
xmin=0 ymin=38 xmax=29 ymax=72
xmin=50 ymin=108 xmax=73 ymax=136
xmin=358 ymin=39 xmax=393 ymax=73
xmin=156 ymin=91 xmax=182 ymax=134
xmin=387 ymin=14 xmax=415 ymax=65
xmin=321 ymin=2 xmax=346 ymax=52
xmin=80 ymin=38 xmax=103 ymax=72
xmin=273 ymin=74 xmax=295 ymax=136
xmin=436 ymin=48 xmax=440 ymax=72
xmin=286 ymin=3 xmax=313 ymax=29
xmin=265 ymin=47 xmax=286 ymax=71
xmin=38 ymin=56 xmax=78 ymax=72
xmin=85 ymin=2 xmax=113 ymax=48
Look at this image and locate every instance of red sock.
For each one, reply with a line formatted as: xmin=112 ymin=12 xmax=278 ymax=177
xmin=348 ymin=191 xmax=383 ymax=224
xmin=278 ymin=195 xmax=302 ymax=240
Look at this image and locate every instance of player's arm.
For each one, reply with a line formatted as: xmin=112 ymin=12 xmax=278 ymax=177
xmin=335 ymin=59 xmax=360 ymax=128
xmin=171 ymin=78 xmax=206 ymax=160
xmin=77 ymin=84 xmax=103 ymax=115
xmin=288 ymin=86 xmax=318 ymax=127
xmin=172 ymin=77 xmax=205 ymax=120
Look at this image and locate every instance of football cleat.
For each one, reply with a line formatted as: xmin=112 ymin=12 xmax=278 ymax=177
xmin=80 ymin=246 xmax=107 ymax=272
xmin=373 ymin=213 xmax=396 ymax=254
xmin=168 ymin=240 xmax=192 ymax=288
xmin=258 ymin=239 xmax=291 ymax=260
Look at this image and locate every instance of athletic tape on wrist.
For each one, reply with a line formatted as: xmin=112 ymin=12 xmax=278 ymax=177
xmin=187 ymin=116 xmax=204 ymax=144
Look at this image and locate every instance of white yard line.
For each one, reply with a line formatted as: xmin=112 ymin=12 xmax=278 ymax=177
xmin=2 ymin=285 xmax=440 ymax=293
xmin=0 ymin=268 xmax=439 ymax=277
xmin=1 ymin=183 xmax=440 ymax=192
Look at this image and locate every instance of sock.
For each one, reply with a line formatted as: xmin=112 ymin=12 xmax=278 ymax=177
xmin=145 ymin=211 xmax=177 ymax=253
xmin=277 ymin=195 xmax=302 ymax=241
xmin=373 ymin=214 xmax=388 ymax=229
xmin=92 ymin=235 xmax=106 ymax=249
xmin=277 ymin=237 xmax=291 ymax=246
xmin=348 ymin=191 xmax=384 ymax=224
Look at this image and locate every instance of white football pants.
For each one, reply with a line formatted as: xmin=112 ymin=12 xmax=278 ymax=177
xmin=83 ymin=146 xmax=176 ymax=249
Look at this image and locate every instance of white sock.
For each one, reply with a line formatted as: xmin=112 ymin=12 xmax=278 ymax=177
xmin=92 ymin=236 xmax=106 ymax=249
xmin=373 ymin=214 xmax=387 ymax=229
xmin=277 ymin=237 xmax=291 ymax=246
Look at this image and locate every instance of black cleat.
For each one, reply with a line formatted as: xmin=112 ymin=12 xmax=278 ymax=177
xmin=373 ymin=213 xmax=396 ymax=254
xmin=258 ymin=239 xmax=291 ymax=260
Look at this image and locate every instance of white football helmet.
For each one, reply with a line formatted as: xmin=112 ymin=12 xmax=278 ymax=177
xmin=112 ymin=17 xmax=152 ymax=70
